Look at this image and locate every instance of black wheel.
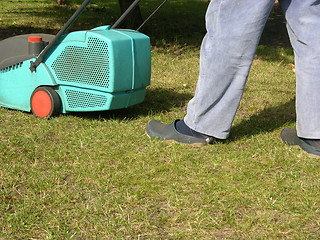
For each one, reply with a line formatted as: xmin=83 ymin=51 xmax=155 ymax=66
xmin=30 ymin=86 xmax=61 ymax=118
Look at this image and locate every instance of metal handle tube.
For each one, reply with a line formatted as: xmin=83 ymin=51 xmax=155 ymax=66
xmin=30 ymin=0 xmax=92 ymax=72
xmin=136 ymin=0 xmax=167 ymax=31
xmin=111 ymin=0 xmax=142 ymax=29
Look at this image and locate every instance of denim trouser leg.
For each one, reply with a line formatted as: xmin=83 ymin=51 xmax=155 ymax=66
xmin=280 ymin=0 xmax=320 ymax=138
xmin=184 ymin=0 xmax=275 ymax=139
xmin=185 ymin=0 xmax=320 ymax=139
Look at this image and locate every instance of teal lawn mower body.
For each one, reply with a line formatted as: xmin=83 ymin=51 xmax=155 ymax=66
xmin=0 ymin=0 xmax=151 ymax=118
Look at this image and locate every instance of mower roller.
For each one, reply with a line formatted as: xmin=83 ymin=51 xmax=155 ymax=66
xmin=0 ymin=0 xmax=151 ymax=118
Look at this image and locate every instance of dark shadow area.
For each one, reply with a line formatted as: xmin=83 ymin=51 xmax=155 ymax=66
xmin=230 ymin=98 xmax=296 ymax=140
xmin=69 ymin=87 xmax=192 ymax=120
xmin=260 ymin=3 xmax=290 ymax=47
xmin=0 ymin=3 xmax=120 ymax=40
xmin=0 ymin=25 xmax=55 ymax=40
xmin=0 ymin=1 xmax=290 ymax=48
xmin=138 ymin=0 xmax=209 ymax=47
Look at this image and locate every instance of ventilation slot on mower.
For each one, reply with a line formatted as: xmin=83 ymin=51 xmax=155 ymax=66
xmin=0 ymin=62 xmax=24 ymax=73
xmin=52 ymin=37 xmax=111 ymax=88
xmin=65 ymin=89 xmax=107 ymax=109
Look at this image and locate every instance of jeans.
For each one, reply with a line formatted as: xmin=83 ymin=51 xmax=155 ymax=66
xmin=184 ymin=0 xmax=320 ymax=139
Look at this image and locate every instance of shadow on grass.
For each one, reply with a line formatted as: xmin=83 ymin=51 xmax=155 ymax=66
xmin=0 ymin=25 xmax=56 ymax=39
xmin=70 ymin=87 xmax=193 ymax=120
xmin=0 ymin=0 xmax=290 ymax=49
xmin=260 ymin=3 xmax=290 ymax=47
xmin=0 ymin=3 xmax=119 ymax=40
xmin=230 ymin=98 xmax=296 ymax=140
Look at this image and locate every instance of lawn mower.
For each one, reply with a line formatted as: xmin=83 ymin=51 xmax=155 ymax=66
xmin=0 ymin=0 xmax=153 ymax=118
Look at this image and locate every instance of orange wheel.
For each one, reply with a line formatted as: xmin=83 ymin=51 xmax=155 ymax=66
xmin=30 ymin=87 xmax=61 ymax=118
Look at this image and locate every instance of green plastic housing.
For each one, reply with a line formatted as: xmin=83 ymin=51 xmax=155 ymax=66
xmin=0 ymin=25 xmax=151 ymax=113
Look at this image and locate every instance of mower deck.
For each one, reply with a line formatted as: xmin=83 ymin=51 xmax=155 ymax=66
xmin=0 ymin=34 xmax=55 ymax=70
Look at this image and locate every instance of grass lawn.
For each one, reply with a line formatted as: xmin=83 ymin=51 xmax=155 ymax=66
xmin=1 ymin=0 xmax=320 ymax=239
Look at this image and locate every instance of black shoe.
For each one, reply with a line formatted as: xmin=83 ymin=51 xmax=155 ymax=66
xmin=280 ymin=128 xmax=320 ymax=157
xmin=146 ymin=119 xmax=215 ymax=147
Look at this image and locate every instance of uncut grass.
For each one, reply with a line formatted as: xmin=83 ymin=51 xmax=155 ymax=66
xmin=1 ymin=0 xmax=320 ymax=239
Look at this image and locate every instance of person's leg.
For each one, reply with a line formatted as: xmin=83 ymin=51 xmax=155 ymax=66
xmin=279 ymin=0 xmax=320 ymax=138
xmin=146 ymin=0 xmax=276 ymax=145
xmin=184 ymin=0 xmax=275 ymax=139
xmin=279 ymin=0 xmax=320 ymax=156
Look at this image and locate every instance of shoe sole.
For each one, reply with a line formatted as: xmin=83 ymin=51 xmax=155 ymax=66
xmin=146 ymin=130 xmax=208 ymax=147
xmin=146 ymin=119 xmax=210 ymax=147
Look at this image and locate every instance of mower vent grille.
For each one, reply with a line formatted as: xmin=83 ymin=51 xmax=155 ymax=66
xmin=65 ymin=89 xmax=107 ymax=109
xmin=0 ymin=62 xmax=23 ymax=73
xmin=52 ymin=37 xmax=110 ymax=88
